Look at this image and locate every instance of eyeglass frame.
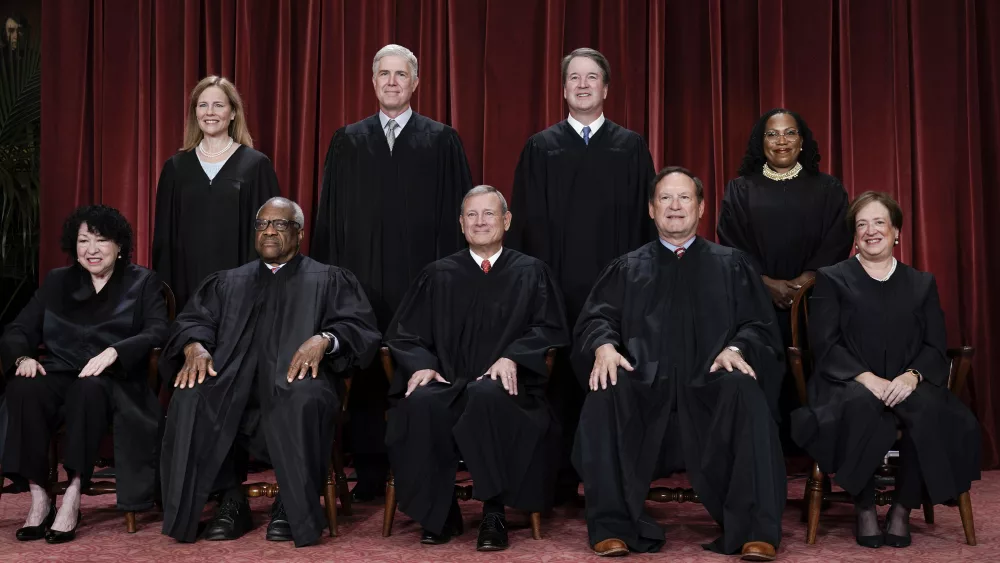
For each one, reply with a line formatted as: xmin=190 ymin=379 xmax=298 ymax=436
xmin=254 ymin=218 xmax=301 ymax=232
xmin=763 ymin=129 xmax=800 ymax=142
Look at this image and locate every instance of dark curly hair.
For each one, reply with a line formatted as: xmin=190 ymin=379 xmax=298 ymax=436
xmin=60 ymin=205 xmax=134 ymax=264
xmin=737 ymin=108 xmax=821 ymax=177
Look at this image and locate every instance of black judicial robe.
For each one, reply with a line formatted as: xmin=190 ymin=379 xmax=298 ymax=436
xmin=507 ymin=119 xmax=655 ymax=324
xmin=311 ymin=112 xmax=473 ymax=328
xmin=152 ymin=146 xmax=281 ymax=311
xmin=791 ymin=259 xmax=980 ymax=502
xmin=572 ymin=238 xmax=786 ymax=554
xmin=384 ymin=249 xmax=569 ymax=534
xmin=0 ymin=263 xmax=168 ymax=509
xmin=159 ymin=255 xmax=380 ymax=546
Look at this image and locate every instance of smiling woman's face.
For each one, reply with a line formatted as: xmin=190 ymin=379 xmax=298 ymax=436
xmin=762 ymin=112 xmax=803 ymax=172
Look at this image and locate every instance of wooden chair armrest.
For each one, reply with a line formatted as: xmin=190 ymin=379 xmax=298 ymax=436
xmin=787 ymin=346 xmax=809 ymax=407
xmin=946 ymin=346 xmax=975 ymax=396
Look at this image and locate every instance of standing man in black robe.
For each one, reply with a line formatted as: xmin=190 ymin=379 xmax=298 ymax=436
xmin=311 ymin=44 xmax=474 ymax=500
xmin=160 ymin=197 xmax=381 ymax=547
xmin=385 ymin=186 xmax=569 ymax=551
xmin=574 ymin=167 xmax=786 ymax=561
xmin=507 ymin=48 xmax=655 ymax=501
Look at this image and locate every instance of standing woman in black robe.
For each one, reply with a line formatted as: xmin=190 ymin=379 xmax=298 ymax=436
xmin=153 ymin=75 xmax=280 ymax=312
xmin=791 ymin=192 xmax=980 ymax=548
xmin=717 ymin=108 xmax=852 ymax=446
xmin=1 ymin=205 xmax=168 ymax=543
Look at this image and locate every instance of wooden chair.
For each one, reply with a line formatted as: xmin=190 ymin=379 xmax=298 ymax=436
xmin=786 ymin=278 xmax=977 ymax=545
xmin=379 ymin=346 xmax=556 ymax=540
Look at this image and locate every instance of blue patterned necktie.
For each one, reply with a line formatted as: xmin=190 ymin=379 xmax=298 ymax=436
xmin=582 ymin=125 xmax=591 ymax=145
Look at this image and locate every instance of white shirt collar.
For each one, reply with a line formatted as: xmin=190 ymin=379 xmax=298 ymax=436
xmin=264 ymin=262 xmax=286 ymax=273
xmin=566 ymin=113 xmax=606 ymax=138
xmin=470 ymin=247 xmax=503 ymax=269
xmin=659 ymin=236 xmax=696 ymax=253
xmin=379 ymin=107 xmax=413 ymax=133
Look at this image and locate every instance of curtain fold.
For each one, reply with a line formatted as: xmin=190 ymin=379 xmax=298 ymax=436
xmin=40 ymin=0 xmax=1000 ymax=467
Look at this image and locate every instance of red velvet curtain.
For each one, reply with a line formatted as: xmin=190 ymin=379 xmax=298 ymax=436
xmin=40 ymin=0 xmax=1000 ymax=467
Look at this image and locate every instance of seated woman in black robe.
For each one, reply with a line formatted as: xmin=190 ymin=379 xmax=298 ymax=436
xmin=0 ymin=205 xmax=169 ymax=543
xmin=717 ymin=108 xmax=852 ymax=448
xmin=792 ymin=192 xmax=980 ymax=549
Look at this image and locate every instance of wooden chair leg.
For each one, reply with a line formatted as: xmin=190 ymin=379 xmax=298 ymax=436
xmin=333 ymin=445 xmax=352 ymax=517
xmin=324 ymin=469 xmax=338 ymax=537
xmin=922 ymin=502 xmax=935 ymax=524
xmin=530 ymin=512 xmax=541 ymax=540
xmin=382 ymin=475 xmax=397 ymax=537
xmin=957 ymin=491 xmax=976 ymax=546
xmin=125 ymin=511 xmax=137 ymax=533
xmin=806 ymin=463 xmax=824 ymax=545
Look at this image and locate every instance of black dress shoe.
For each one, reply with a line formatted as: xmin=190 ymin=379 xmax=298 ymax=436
xmin=477 ymin=513 xmax=509 ymax=551
xmin=203 ymin=497 xmax=253 ymax=541
xmin=45 ymin=511 xmax=82 ymax=544
xmin=265 ymin=497 xmax=293 ymax=542
xmin=420 ymin=500 xmax=464 ymax=545
xmin=15 ymin=504 xmax=55 ymax=542
xmin=884 ymin=505 xmax=912 ymax=548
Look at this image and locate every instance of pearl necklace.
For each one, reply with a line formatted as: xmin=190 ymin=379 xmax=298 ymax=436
xmin=762 ymin=161 xmax=803 ymax=181
xmin=857 ymin=255 xmax=897 ymax=282
xmin=198 ymin=136 xmax=233 ymax=158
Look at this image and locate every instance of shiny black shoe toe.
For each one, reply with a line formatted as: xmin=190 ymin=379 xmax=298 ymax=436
xmin=16 ymin=505 xmax=55 ymax=542
xmin=265 ymin=498 xmax=293 ymax=542
xmin=44 ymin=511 xmax=82 ymax=544
xmin=203 ymin=497 xmax=253 ymax=541
xmin=476 ymin=513 xmax=509 ymax=552
xmin=420 ymin=528 xmax=453 ymax=544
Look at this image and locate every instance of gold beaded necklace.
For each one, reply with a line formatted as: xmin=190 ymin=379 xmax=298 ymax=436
xmin=762 ymin=161 xmax=803 ymax=181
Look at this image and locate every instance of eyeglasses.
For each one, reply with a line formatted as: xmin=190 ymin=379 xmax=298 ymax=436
xmin=764 ymin=130 xmax=800 ymax=142
xmin=254 ymin=219 xmax=300 ymax=232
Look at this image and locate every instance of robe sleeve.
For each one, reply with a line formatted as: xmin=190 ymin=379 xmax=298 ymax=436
xmin=725 ymin=252 xmax=785 ymax=412
xmin=311 ymin=130 xmax=345 ymax=265
xmin=571 ymin=257 xmax=628 ymax=388
xmin=507 ymin=139 xmax=551 ymax=263
xmin=110 ymin=271 xmax=170 ymax=379
xmin=0 ymin=291 xmax=44 ymax=377
xmin=716 ymin=178 xmax=765 ymax=275
xmin=384 ymin=269 xmax=442 ymax=395
xmin=802 ymin=176 xmax=852 ymax=272
xmin=436 ymin=130 xmax=473 ymax=259
xmin=634 ymin=134 xmax=657 ymax=243
xmin=158 ymin=272 xmax=225 ymax=383
xmin=152 ymin=158 xmax=176 ymax=285
xmin=907 ymin=276 xmax=949 ymax=387
xmin=809 ymin=269 xmax=871 ymax=382
xmin=322 ymin=268 xmax=381 ymax=373
xmin=500 ymin=264 xmax=570 ymax=385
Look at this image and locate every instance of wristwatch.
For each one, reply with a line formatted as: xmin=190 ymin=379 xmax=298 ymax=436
xmin=319 ymin=332 xmax=336 ymax=355
xmin=726 ymin=346 xmax=743 ymax=358
xmin=907 ymin=369 xmax=923 ymax=384
xmin=14 ymin=355 xmax=30 ymax=367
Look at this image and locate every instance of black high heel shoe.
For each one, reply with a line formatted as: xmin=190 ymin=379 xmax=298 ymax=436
xmin=44 ymin=511 xmax=82 ymax=544
xmin=883 ymin=505 xmax=912 ymax=548
xmin=854 ymin=509 xmax=884 ymax=549
xmin=15 ymin=504 xmax=56 ymax=541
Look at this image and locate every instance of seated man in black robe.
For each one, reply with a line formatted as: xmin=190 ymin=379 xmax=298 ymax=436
xmin=385 ymin=185 xmax=569 ymax=552
xmin=573 ymin=167 xmax=786 ymax=561
xmin=159 ymin=197 xmax=381 ymax=547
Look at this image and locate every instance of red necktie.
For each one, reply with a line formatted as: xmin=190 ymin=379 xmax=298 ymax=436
xmin=674 ymin=247 xmax=685 ymax=259
xmin=481 ymin=259 xmax=491 ymax=274
xmin=271 ymin=266 xmax=279 ymax=273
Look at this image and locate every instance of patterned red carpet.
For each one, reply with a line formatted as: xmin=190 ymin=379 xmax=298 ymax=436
xmin=0 ymin=470 xmax=993 ymax=562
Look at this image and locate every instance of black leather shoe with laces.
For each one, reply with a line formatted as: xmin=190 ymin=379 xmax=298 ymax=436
xmin=203 ymin=497 xmax=253 ymax=541
xmin=476 ymin=512 xmax=509 ymax=552
xmin=265 ymin=496 xmax=294 ymax=542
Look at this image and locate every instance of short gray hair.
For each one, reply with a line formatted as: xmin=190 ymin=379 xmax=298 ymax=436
xmin=257 ymin=197 xmax=305 ymax=227
xmin=461 ymin=185 xmax=508 ymax=215
xmin=372 ymin=44 xmax=418 ymax=79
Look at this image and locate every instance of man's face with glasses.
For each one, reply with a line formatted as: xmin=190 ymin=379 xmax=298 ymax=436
xmin=254 ymin=203 xmax=303 ymax=264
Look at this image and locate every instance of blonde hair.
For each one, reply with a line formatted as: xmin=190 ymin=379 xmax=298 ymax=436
xmin=181 ymin=76 xmax=254 ymax=151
